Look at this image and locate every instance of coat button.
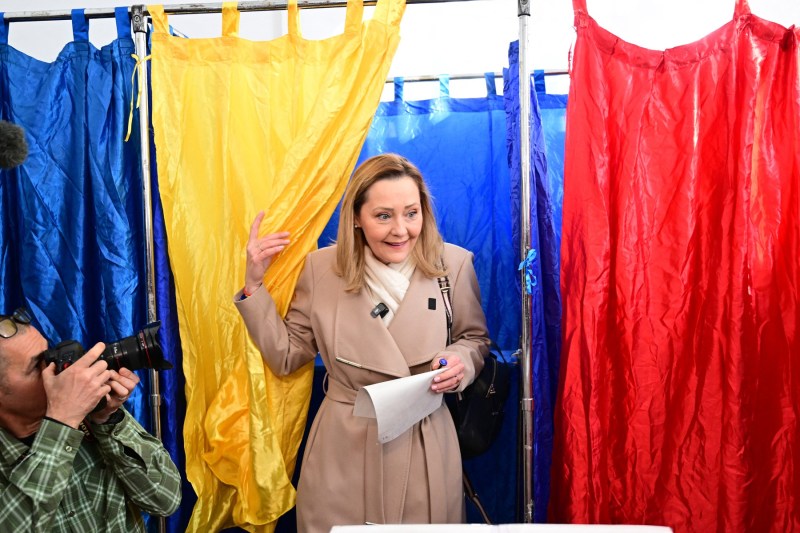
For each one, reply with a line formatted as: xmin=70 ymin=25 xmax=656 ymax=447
xmin=65 ymin=445 xmax=73 ymax=452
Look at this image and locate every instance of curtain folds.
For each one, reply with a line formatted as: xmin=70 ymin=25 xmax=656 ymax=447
xmin=504 ymin=42 xmax=565 ymax=524
xmin=551 ymin=0 xmax=800 ymax=531
xmin=0 ymin=9 xmax=153 ymax=428
xmin=152 ymin=123 xmax=196 ymax=533
xmin=147 ymin=0 xmax=405 ymax=530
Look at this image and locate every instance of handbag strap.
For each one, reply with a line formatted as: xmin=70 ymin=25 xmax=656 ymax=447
xmin=437 ymin=275 xmax=453 ymax=345
xmin=437 ymin=265 xmax=506 ymax=362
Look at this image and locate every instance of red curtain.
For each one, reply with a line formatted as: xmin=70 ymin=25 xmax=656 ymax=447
xmin=550 ymin=0 xmax=799 ymax=531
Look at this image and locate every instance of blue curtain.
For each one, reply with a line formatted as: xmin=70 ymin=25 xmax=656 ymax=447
xmin=0 ymin=8 xmax=157 ymax=429
xmin=320 ymin=73 xmax=519 ymax=352
xmin=0 ymin=10 xmax=186 ymax=532
xmin=504 ymin=42 xmax=566 ymax=522
xmin=532 ymin=71 xmax=566 ymax=242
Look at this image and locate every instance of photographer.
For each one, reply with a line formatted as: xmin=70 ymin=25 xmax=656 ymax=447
xmin=0 ymin=308 xmax=182 ymax=531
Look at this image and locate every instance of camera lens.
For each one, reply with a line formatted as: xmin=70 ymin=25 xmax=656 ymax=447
xmin=41 ymin=321 xmax=172 ymax=374
xmin=101 ymin=322 xmax=172 ymax=371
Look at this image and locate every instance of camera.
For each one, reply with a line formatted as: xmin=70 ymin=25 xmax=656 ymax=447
xmin=42 ymin=321 xmax=173 ymax=373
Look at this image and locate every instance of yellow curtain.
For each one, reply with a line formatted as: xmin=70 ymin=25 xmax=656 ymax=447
xmin=147 ymin=0 xmax=405 ymax=530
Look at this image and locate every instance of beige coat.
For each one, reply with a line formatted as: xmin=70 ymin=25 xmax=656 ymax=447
xmin=236 ymin=243 xmax=489 ymax=533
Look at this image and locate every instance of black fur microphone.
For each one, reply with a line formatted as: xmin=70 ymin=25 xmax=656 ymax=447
xmin=0 ymin=120 xmax=29 ymax=169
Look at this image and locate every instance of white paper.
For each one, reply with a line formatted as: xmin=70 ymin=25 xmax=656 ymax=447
xmin=353 ymin=369 xmax=445 ymax=443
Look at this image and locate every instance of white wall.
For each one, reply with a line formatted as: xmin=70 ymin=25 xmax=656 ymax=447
xmin=2 ymin=0 xmax=798 ymax=99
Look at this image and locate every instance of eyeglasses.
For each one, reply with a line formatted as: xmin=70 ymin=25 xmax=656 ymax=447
xmin=0 ymin=308 xmax=33 ymax=339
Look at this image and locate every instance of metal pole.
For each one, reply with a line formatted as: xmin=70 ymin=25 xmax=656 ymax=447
xmin=131 ymin=6 xmax=166 ymax=533
xmin=517 ymin=0 xmax=534 ymax=524
xmin=1 ymin=0 xmax=484 ymax=22
xmin=383 ymin=69 xmax=568 ymax=84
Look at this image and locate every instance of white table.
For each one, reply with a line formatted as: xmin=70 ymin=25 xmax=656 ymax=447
xmin=331 ymin=525 xmax=673 ymax=533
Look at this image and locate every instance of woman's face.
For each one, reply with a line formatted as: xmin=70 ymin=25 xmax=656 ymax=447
xmin=355 ymin=176 xmax=423 ymax=264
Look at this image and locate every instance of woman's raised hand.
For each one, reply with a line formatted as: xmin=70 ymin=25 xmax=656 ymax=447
xmin=244 ymin=211 xmax=290 ymax=294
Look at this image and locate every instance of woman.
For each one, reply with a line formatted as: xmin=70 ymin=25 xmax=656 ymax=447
xmin=235 ymin=154 xmax=489 ymax=532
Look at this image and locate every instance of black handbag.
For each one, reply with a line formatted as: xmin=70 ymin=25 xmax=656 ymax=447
xmin=437 ymin=275 xmax=512 ymax=460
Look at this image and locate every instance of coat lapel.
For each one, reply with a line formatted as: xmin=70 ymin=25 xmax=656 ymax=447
xmin=388 ymin=269 xmax=448 ymax=368
xmin=333 ymin=268 xmax=448 ymax=378
xmin=334 ymin=285 xmax=411 ymax=379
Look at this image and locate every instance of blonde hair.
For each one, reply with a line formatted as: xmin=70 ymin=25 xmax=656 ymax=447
xmin=335 ymin=154 xmax=446 ymax=292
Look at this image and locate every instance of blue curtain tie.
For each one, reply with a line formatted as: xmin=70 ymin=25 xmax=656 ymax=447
xmin=518 ymin=248 xmax=538 ymax=295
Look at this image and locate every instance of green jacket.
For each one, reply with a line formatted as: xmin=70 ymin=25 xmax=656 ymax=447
xmin=0 ymin=408 xmax=181 ymax=532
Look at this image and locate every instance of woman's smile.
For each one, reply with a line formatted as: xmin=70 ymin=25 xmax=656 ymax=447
xmin=355 ymin=177 xmax=422 ymax=264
